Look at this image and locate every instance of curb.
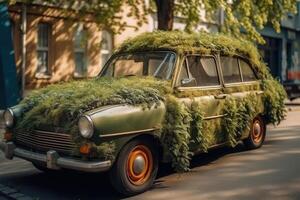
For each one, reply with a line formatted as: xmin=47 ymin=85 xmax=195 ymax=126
xmin=286 ymin=106 xmax=300 ymax=112
xmin=0 ymin=184 xmax=33 ymax=200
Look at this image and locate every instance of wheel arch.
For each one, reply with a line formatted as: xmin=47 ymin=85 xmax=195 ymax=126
xmin=241 ymin=112 xmax=266 ymax=140
xmin=111 ymin=132 xmax=164 ymax=166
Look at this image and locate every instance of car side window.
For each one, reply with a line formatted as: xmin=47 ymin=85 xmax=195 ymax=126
xmin=178 ymin=59 xmax=188 ymax=79
xmin=220 ymin=56 xmax=242 ymax=84
xmin=239 ymin=59 xmax=257 ymax=82
xmin=186 ymin=55 xmax=219 ymax=87
xmin=177 ymin=59 xmax=197 ymax=87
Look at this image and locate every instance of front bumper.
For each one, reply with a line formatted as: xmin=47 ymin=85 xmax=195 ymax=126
xmin=0 ymin=141 xmax=111 ymax=172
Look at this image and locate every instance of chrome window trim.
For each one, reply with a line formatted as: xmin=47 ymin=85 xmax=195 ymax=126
xmin=175 ymin=54 xmax=222 ymax=88
xmin=223 ymin=80 xmax=260 ymax=88
xmin=99 ymin=128 xmax=156 ymax=138
xmin=203 ymin=114 xmax=226 ymax=120
xmin=219 ymin=55 xmax=243 ymax=84
xmin=238 ymin=57 xmax=259 ymax=81
xmin=98 ymin=50 xmax=178 ymax=80
xmin=176 ymin=85 xmax=223 ymax=91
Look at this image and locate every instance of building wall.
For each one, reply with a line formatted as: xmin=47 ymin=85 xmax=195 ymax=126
xmin=258 ymin=7 xmax=300 ymax=83
xmin=8 ymin=3 xmax=218 ymax=91
xmin=9 ymin=4 xmax=106 ymax=90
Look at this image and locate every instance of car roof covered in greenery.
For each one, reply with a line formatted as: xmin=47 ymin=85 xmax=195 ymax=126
xmin=116 ymin=31 xmax=270 ymax=79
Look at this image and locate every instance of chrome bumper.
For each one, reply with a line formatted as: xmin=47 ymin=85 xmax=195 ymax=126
xmin=0 ymin=142 xmax=111 ymax=172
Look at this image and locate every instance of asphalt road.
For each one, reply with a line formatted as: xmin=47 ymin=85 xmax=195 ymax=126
xmin=0 ymin=110 xmax=299 ymax=200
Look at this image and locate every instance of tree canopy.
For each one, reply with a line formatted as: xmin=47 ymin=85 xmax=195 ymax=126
xmin=4 ymin=0 xmax=298 ymax=43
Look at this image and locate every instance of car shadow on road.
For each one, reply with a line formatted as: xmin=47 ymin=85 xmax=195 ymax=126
xmin=9 ymin=123 xmax=299 ymax=200
xmin=3 ymin=125 xmax=299 ymax=199
xmin=1 ymin=143 xmax=250 ymax=200
xmin=153 ymin=142 xmax=248 ymax=187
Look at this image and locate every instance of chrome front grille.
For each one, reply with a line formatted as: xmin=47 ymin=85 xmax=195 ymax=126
xmin=15 ymin=130 xmax=76 ymax=154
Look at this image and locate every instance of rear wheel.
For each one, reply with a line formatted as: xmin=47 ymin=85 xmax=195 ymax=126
xmin=109 ymin=139 xmax=158 ymax=196
xmin=243 ymin=116 xmax=266 ymax=149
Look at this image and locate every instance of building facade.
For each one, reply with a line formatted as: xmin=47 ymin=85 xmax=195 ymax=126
xmin=258 ymin=2 xmax=300 ymax=99
xmin=9 ymin=3 xmax=113 ymax=91
xmin=7 ymin=2 xmax=218 ymax=94
xmin=3 ymin=2 xmax=300 ymax=103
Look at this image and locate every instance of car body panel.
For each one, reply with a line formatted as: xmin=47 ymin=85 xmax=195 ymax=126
xmin=88 ymin=103 xmax=165 ymax=137
xmin=2 ymin=49 xmax=267 ymax=171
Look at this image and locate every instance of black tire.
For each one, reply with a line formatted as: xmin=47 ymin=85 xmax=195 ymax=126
xmin=243 ymin=116 xmax=266 ymax=149
xmin=109 ymin=138 xmax=158 ymax=196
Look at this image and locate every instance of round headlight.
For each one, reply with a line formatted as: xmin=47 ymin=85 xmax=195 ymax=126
xmin=3 ymin=109 xmax=14 ymax=128
xmin=78 ymin=116 xmax=94 ymax=138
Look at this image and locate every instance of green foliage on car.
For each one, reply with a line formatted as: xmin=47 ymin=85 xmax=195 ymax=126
xmin=222 ymin=94 xmax=261 ymax=147
xmin=161 ymin=95 xmax=192 ymax=172
xmin=16 ymin=77 xmax=171 ymax=131
xmin=12 ymin=31 xmax=287 ymax=172
xmin=117 ymin=31 xmax=270 ymax=79
xmin=262 ymin=79 xmax=287 ymax=125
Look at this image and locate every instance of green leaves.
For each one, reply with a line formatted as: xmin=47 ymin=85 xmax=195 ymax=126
xmin=16 ymin=77 xmax=171 ymax=131
xmin=222 ymin=97 xmax=239 ymax=147
xmin=162 ymin=95 xmax=192 ymax=172
xmin=117 ymin=31 xmax=272 ymax=80
xmin=5 ymin=0 xmax=296 ymax=43
xmin=4 ymin=0 xmax=147 ymax=33
xmin=190 ymin=101 xmax=208 ymax=152
xmin=262 ymin=78 xmax=287 ymax=125
xmin=222 ymin=94 xmax=261 ymax=147
xmin=174 ymin=0 xmax=297 ymax=44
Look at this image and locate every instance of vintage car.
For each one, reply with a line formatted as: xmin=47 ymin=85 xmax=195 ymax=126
xmin=0 ymin=31 xmax=285 ymax=196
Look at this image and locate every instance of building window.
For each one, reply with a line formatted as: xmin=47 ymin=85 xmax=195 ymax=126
xmin=36 ymin=23 xmax=51 ymax=78
xmin=100 ymin=30 xmax=113 ymax=68
xmin=74 ymin=24 xmax=88 ymax=77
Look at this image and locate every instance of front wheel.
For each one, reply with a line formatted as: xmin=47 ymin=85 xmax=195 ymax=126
xmin=109 ymin=139 xmax=158 ymax=196
xmin=243 ymin=116 xmax=266 ymax=149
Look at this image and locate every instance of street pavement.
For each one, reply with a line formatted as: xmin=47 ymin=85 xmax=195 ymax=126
xmin=0 ymin=110 xmax=299 ymax=200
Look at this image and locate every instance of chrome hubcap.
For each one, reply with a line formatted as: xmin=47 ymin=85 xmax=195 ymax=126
xmin=133 ymin=155 xmax=146 ymax=175
xmin=252 ymin=119 xmax=264 ymax=143
xmin=253 ymin=122 xmax=261 ymax=136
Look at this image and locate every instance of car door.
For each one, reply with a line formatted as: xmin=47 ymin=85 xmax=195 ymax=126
xmin=220 ymin=55 xmax=262 ymax=140
xmin=175 ymin=54 xmax=228 ymax=151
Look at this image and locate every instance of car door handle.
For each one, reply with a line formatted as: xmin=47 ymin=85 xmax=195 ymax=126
xmin=214 ymin=94 xmax=228 ymax=99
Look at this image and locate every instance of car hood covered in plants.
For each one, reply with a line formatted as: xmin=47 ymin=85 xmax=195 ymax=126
xmin=15 ymin=77 xmax=172 ymax=132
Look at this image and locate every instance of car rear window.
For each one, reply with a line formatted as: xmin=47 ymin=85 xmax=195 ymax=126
xmin=220 ymin=56 xmax=242 ymax=84
xmin=239 ymin=59 xmax=257 ymax=82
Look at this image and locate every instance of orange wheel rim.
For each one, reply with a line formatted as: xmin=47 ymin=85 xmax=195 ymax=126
xmin=126 ymin=145 xmax=153 ymax=186
xmin=252 ymin=119 xmax=263 ymax=143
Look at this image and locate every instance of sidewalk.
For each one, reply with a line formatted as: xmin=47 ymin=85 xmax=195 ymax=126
xmin=285 ymin=98 xmax=300 ymax=112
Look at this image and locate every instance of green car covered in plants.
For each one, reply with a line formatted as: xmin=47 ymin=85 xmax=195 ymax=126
xmin=0 ymin=31 xmax=286 ymax=196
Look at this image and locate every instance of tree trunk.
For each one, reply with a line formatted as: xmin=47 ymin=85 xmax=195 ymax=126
xmin=155 ymin=0 xmax=174 ymax=31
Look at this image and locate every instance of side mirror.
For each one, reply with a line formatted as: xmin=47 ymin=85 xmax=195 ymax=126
xmin=181 ymin=77 xmax=195 ymax=86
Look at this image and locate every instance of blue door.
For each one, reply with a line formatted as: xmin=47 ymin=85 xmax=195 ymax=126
xmin=0 ymin=3 xmax=20 ymax=109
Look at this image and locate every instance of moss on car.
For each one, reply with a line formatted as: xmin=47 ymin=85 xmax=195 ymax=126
xmin=1 ymin=31 xmax=286 ymax=196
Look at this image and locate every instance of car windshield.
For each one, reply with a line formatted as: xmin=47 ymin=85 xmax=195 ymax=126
xmin=100 ymin=52 xmax=176 ymax=80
